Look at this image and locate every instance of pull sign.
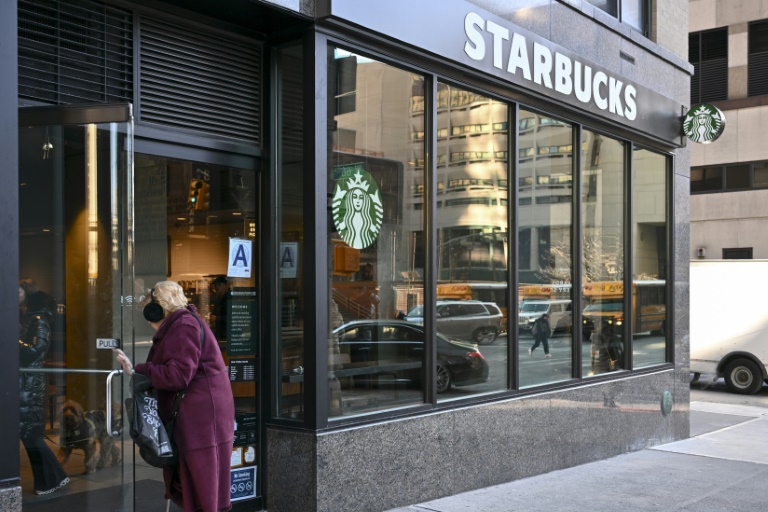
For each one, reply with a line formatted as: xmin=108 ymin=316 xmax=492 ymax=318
xmin=96 ymin=338 xmax=120 ymax=349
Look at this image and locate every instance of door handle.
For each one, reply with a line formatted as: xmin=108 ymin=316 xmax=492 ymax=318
xmin=106 ymin=369 xmax=123 ymax=437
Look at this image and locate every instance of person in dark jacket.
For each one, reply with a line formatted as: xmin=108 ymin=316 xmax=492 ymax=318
xmin=19 ymin=282 xmax=70 ymax=495
xmin=209 ymin=276 xmax=230 ymax=341
xmin=114 ymin=280 xmax=235 ymax=512
xmin=528 ymin=313 xmax=552 ymax=358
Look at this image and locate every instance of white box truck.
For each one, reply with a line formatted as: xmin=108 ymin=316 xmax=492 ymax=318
xmin=690 ymin=259 xmax=768 ymax=394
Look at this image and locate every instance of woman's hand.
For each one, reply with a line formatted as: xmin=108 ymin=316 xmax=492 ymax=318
xmin=113 ymin=348 xmax=134 ymax=375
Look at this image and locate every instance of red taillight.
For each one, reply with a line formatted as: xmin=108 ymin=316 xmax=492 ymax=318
xmin=466 ymin=351 xmax=485 ymax=360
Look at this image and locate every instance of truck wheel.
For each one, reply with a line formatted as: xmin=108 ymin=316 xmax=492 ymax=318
xmin=724 ymin=359 xmax=763 ymax=394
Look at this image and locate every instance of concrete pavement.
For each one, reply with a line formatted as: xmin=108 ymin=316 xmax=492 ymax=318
xmin=385 ymin=400 xmax=768 ymax=512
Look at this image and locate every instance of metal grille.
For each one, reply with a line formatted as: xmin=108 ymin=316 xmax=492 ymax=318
xmin=689 ymin=29 xmax=727 ymax=104
xmin=139 ymin=17 xmax=262 ymax=145
xmin=749 ymin=20 xmax=768 ymax=97
xmin=18 ymin=0 xmax=133 ymax=105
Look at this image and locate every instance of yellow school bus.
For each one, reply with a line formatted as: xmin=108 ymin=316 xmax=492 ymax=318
xmin=581 ymin=280 xmax=666 ymax=338
xmin=518 ymin=283 xmax=572 ymax=307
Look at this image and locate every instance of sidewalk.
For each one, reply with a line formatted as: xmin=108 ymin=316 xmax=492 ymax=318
xmin=386 ymin=401 xmax=768 ymax=512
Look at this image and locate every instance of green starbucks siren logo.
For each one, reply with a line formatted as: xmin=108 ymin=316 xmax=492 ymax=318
xmin=683 ymin=103 xmax=725 ymax=144
xmin=332 ymin=167 xmax=383 ymax=249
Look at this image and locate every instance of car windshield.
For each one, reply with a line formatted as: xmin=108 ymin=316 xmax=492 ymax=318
xmin=521 ymin=302 xmax=548 ymax=313
xmin=406 ymin=305 xmax=424 ymax=318
xmin=584 ymin=300 xmax=623 ymax=312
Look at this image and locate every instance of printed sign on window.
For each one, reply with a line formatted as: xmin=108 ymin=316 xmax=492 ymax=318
xmin=331 ymin=166 xmax=383 ymax=249
xmin=228 ymin=239 xmax=252 ymax=278
xmin=230 ymin=466 xmax=257 ymax=502
xmin=279 ymin=242 xmax=298 ymax=279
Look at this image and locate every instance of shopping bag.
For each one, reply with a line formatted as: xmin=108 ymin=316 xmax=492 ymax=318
xmin=125 ymin=373 xmax=180 ymax=468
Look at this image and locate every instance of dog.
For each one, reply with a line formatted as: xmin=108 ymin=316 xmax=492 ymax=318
xmin=58 ymin=400 xmax=122 ymax=474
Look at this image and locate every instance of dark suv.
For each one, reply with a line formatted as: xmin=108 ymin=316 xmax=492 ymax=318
xmin=404 ymin=300 xmax=503 ymax=344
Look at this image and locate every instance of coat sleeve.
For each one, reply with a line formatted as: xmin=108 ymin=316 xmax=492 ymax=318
xmin=19 ymin=315 xmax=51 ymax=366
xmin=135 ymin=321 xmax=202 ymax=392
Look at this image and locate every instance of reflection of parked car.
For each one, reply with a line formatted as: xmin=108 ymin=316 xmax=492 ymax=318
xmin=404 ymin=300 xmax=503 ymax=344
xmin=333 ymin=320 xmax=489 ymax=393
xmin=518 ymin=300 xmax=571 ymax=335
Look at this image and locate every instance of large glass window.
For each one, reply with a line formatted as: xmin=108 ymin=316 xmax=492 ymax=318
xmin=327 ymin=48 xmax=425 ymax=418
xmin=690 ymin=166 xmax=723 ymax=193
xmin=436 ymin=83 xmax=507 ymax=400
xmin=725 ymin=164 xmax=751 ymax=190
xmin=691 ymin=161 xmax=768 ymax=193
xmin=581 ymin=131 xmax=625 ymax=377
xmin=632 ymin=149 xmax=668 ymax=367
xmin=276 ymin=43 xmax=306 ymax=420
xmin=584 ymin=0 xmax=648 ymax=33
xmin=518 ymin=109 xmax=574 ymax=388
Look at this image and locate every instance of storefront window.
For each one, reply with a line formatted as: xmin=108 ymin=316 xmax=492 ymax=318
xmin=518 ymin=109 xmax=574 ymax=387
xmin=632 ymin=148 xmax=668 ymax=367
xmin=581 ymin=131 xmax=625 ymax=377
xmin=436 ymin=83 xmax=507 ymax=400
xmin=276 ymin=43 xmax=306 ymax=419
xmin=327 ymin=48 xmax=425 ymax=418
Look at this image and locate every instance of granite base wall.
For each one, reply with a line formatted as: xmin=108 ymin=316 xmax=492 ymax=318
xmin=0 ymin=485 xmax=21 ymax=512
xmin=267 ymin=370 xmax=688 ymax=512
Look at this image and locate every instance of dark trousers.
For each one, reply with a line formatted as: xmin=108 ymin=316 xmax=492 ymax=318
xmin=21 ymin=426 xmax=68 ymax=493
xmin=530 ymin=333 xmax=550 ymax=355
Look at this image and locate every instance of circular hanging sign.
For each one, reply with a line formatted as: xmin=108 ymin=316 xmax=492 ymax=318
xmin=683 ymin=103 xmax=726 ymax=144
xmin=331 ymin=167 xmax=383 ymax=249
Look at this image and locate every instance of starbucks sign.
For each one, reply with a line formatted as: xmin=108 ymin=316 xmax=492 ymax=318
xmin=683 ymin=103 xmax=725 ymax=144
xmin=331 ymin=165 xmax=383 ymax=249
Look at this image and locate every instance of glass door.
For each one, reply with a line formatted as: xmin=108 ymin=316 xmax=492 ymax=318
xmin=18 ymin=105 xmax=137 ymax=511
xmin=132 ymin=152 xmax=262 ymax=510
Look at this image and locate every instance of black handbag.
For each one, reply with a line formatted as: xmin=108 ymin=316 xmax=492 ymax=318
xmin=126 ymin=373 xmax=182 ymax=467
xmin=125 ymin=311 xmax=205 ymax=468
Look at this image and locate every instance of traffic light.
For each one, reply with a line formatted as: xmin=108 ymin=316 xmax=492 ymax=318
xmin=189 ymin=179 xmax=203 ymax=209
xmin=197 ymin=180 xmax=210 ymax=211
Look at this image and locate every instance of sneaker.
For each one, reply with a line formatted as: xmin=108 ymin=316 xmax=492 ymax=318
xmin=35 ymin=477 xmax=69 ymax=496
xmin=544 ymin=354 xmax=552 ymax=358
xmin=528 ymin=348 xmax=532 ymax=356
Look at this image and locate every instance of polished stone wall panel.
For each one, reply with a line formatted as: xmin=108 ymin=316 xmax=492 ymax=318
xmin=0 ymin=487 xmax=20 ymax=512
xmin=467 ymin=0 xmax=553 ymax=37
xmin=268 ymin=371 xmax=684 ymax=512
xmin=315 ymin=413 xmax=455 ymax=512
xmin=551 ymin=2 xmax=623 ymax=75
xmin=266 ymin=429 xmax=318 ymax=512
xmin=449 ymin=396 xmax=554 ymax=494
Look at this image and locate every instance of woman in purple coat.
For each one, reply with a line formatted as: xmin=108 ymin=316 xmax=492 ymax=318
xmin=115 ymin=280 xmax=234 ymax=512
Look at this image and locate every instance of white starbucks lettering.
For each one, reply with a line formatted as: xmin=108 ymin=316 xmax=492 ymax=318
xmin=463 ymin=12 xmax=638 ymax=121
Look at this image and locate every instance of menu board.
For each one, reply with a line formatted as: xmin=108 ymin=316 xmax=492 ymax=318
xmin=229 ymin=358 xmax=257 ymax=383
xmin=227 ymin=287 xmax=257 ymax=355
